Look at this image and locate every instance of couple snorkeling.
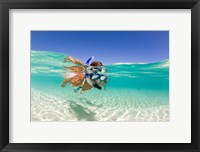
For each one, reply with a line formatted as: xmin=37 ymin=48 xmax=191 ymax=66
xmin=61 ymin=56 xmax=109 ymax=93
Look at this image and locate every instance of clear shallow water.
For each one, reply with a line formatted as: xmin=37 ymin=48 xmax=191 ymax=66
xmin=31 ymin=50 xmax=169 ymax=121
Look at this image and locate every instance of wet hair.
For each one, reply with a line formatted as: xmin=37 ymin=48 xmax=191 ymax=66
xmin=90 ymin=61 xmax=103 ymax=66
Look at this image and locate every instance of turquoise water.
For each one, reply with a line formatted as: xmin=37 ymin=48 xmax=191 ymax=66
xmin=31 ymin=50 xmax=169 ymax=121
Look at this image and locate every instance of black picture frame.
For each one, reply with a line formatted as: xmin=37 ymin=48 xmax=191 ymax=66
xmin=0 ymin=0 xmax=200 ymax=152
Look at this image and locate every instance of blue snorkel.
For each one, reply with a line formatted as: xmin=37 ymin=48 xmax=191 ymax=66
xmin=85 ymin=56 xmax=94 ymax=80
xmin=86 ymin=56 xmax=94 ymax=65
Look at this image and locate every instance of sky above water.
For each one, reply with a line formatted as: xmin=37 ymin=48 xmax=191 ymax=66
xmin=31 ymin=31 xmax=169 ymax=65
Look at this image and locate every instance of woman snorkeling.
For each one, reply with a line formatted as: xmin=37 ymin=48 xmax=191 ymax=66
xmin=61 ymin=56 xmax=109 ymax=92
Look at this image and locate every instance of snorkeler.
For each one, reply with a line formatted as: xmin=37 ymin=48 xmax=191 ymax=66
xmin=61 ymin=56 xmax=109 ymax=92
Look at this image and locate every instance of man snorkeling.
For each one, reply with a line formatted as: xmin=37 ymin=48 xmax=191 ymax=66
xmin=61 ymin=56 xmax=109 ymax=92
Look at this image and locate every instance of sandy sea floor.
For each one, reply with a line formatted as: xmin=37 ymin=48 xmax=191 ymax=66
xmin=31 ymin=88 xmax=169 ymax=122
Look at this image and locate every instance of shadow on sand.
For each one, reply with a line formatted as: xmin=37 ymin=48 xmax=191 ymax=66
xmin=68 ymin=98 xmax=97 ymax=121
xmin=79 ymin=97 xmax=103 ymax=108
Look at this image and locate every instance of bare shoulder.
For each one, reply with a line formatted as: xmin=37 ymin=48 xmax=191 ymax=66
xmin=64 ymin=56 xmax=85 ymax=65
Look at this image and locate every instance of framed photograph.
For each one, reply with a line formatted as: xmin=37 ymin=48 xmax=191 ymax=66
xmin=0 ymin=0 xmax=200 ymax=152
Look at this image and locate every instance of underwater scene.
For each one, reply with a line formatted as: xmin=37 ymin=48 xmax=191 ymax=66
xmin=31 ymin=50 xmax=169 ymax=121
xmin=31 ymin=31 xmax=169 ymax=121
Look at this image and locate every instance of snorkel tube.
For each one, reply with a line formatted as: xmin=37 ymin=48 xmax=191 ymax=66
xmin=86 ymin=56 xmax=94 ymax=65
xmin=85 ymin=56 xmax=94 ymax=86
